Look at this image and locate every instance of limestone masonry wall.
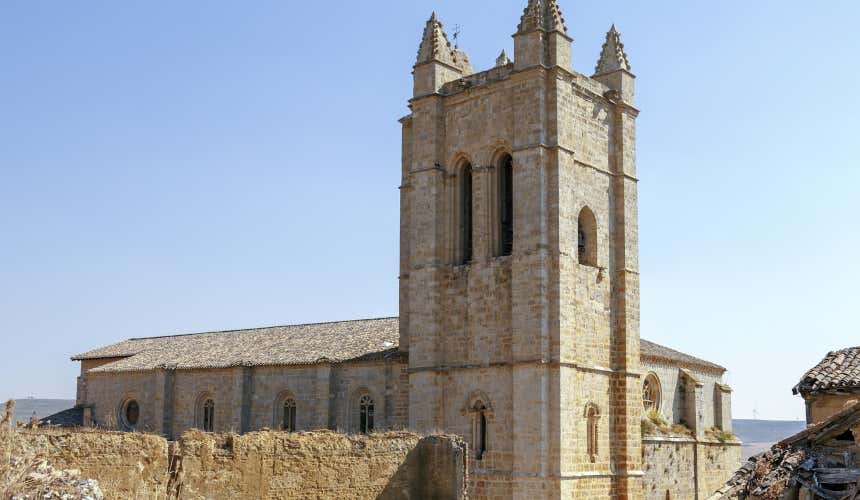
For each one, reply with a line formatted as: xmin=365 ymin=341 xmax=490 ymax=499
xmin=642 ymin=436 xmax=741 ymax=500
xmin=22 ymin=429 xmax=466 ymax=500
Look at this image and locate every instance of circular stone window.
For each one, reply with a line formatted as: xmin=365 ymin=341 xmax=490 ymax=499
xmin=122 ymin=400 xmax=140 ymax=429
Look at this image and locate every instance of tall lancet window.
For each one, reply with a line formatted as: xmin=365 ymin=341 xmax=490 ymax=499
xmin=459 ymin=162 xmax=473 ymax=264
xmin=498 ymin=154 xmax=513 ymax=256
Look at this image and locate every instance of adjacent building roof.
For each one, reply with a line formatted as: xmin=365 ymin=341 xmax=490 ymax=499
xmin=713 ymin=401 xmax=860 ymax=499
xmin=793 ymin=346 xmax=860 ymax=396
xmin=73 ymin=317 xmax=725 ymax=374
xmin=39 ymin=407 xmax=84 ymax=428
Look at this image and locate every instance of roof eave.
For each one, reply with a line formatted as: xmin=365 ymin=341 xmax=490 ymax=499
xmin=641 ymin=354 xmax=726 ymax=374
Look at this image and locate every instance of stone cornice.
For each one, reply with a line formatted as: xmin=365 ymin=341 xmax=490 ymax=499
xmin=409 ymin=164 xmax=445 ymax=175
xmin=407 ymin=358 xmax=645 ymax=377
xmin=643 ymin=435 xmax=742 ymax=446
xmin=472 ymin=467 xmax=645 ymax=479
xmin=592 ymin=68 xmax=636 ymax=80
xmin=412 ymin=58 xmax=463 ymax=74
xmin=506 ymin=143 xmax=639 ymax=182
xmin=510 ymin=27 xmax=573 ymax=42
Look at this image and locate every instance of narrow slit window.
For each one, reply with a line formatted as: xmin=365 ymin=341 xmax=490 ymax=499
xmin=460 ymin=163 xmax=473 ymax=264
xmin=586 ymin=405 xmax=600 ymax=463
xmin=473 ymin=400 xmax=488 ymax=460
xmin=498 ymin=155 xmax=513 ymax=256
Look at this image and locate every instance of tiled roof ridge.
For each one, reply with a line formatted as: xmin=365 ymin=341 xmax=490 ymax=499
xmin=794 ymin=346 xmax=860 ymax=395
xmin=128 ymin=316 xmax=399 ymax=341
xmin=831 ymin=346 xmax=860 ymax=354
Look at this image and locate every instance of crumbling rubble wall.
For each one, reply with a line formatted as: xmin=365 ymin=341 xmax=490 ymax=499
xmin=21 ymin=429 xmax=467 ymax=499
xmin=643 ymin=436 xmax=741 ymax=500
xmin=24 ymin=429 xmax=169 ymax=498
xmin=172 ymin=430 xmax=467 ymax=499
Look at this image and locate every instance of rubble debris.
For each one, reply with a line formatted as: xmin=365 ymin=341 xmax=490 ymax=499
xmin=711 ymin=402 xmax=860 ymax=499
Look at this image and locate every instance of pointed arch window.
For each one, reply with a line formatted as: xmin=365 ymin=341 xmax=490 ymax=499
xmin=577 ymin=206 xmax=597 ymax=266
xmin=498 ymin=154 xmax=513 ymax=256
xmin=359 ymin=394 xmax=375 ymax=434
xmin=459 ymin=162 xmax=473 ymax=264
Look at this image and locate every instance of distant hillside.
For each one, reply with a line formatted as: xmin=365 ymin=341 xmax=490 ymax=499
xmin=732 ymin=419 xmax=806 ymax=444
xmin=9 ymin=399 xmax=76 ymax=424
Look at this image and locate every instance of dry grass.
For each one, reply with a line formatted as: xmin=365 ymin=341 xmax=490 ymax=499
xmin=0 ymin=399 xmax=103 ymax=498
xmin=641 ymin=409 xmax=693 ymax=438
xmin=706 ymin=426 xmax=736 ymax=444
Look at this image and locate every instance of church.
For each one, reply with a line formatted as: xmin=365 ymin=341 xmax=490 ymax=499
xmin=69 ymin=1 xmax=740 ymax=498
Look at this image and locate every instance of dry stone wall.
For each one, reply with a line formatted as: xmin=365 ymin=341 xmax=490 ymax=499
xmin=21 ymin=429 xmax=466 ymax=500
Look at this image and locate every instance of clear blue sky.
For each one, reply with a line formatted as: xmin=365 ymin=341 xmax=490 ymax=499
xmin=2 ymin=1 xmax=858 ymax=420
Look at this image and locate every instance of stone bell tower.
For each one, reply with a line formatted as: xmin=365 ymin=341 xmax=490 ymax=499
xmin=398 ymin=2 xmax=642 ymax=498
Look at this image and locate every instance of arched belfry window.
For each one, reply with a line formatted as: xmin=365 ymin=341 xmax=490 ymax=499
xmin=577 ymin=206 xmax=597 ymax=266
xmin=459 ymin=162 xmax=473 ymax=264
xmin=498 ymin=154 xmax=514 ymax=256
xmin=585 ymin=403 xmax=600 ymax=463
xmin=359 ymin=394 xmax=375 ymax=434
